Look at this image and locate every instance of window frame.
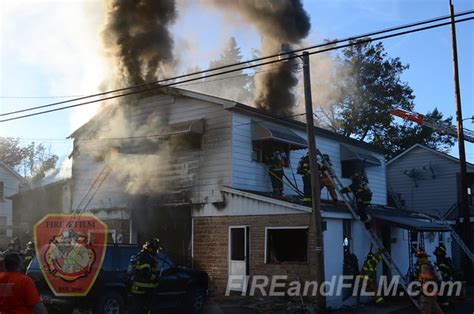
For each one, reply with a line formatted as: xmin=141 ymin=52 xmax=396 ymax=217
xmin=264 ymin=226 xmax=309 ymax=264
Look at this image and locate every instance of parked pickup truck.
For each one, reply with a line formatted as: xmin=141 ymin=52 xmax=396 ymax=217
xmin=27 ymin=244 xmax=208 ymax=314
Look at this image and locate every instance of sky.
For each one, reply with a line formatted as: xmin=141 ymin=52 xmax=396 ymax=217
xmin=0 ymin=0 xmax=473 ymax=165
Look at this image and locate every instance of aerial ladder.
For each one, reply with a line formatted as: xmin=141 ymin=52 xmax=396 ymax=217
xmin=390 ymin=108 xmax=474 ymax=143
xmin=317 ymin=151 xmax=420 ymax=309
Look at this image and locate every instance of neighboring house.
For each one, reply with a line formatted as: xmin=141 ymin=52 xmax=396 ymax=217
xmin=67 ymin=88 xmax=445 ymax=308
xmin=0 ymin=161 xmax=23 ymax=248
xmin=387 ymin=144 xmax=474 ymax=269
xmin=10 ymin=179 xmax=71 ymax=247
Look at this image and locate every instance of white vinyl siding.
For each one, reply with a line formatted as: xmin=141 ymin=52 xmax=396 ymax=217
xmin=231 ymin=112 xmax=387 ymax=205
xmin=387 ymin=146 xmax=474 ymax=214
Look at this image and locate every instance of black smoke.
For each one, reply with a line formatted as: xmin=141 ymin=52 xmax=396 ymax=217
xmin=101 ymin=0 xmax=177 ymax=87
xmin=208 ymin=0 xmax=311 ymax=116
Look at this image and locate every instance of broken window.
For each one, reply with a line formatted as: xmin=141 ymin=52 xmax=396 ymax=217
xmin=252 ymin=141 xmax=290 ymax=166
xmin=266 ymin=227 xmax=308 ymax=263
xmin=341 ymin=160 xmax=364 ymax=179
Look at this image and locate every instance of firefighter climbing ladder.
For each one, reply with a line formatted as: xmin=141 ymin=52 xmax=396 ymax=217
xmin=317 ymin=151 xmax=420 ymax=309
xmin=390 ymin=108 xmax=474 ymax=143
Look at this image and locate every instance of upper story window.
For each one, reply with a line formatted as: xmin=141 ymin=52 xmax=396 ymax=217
xmin=92 ymin=119 xmax=205 ymax=161
xmin=251 ymin=121 xmax=307 ymax=166
xmin=0 ymin=181 xmax=4 ymax=202
xmin=340 ymin=144 xmax=381 ymax=178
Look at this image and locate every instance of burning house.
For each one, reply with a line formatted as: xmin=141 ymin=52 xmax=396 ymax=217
xmin=65 ymin=86 xmax=389 ymax=308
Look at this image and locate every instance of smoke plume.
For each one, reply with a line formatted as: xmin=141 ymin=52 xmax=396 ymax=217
xmin=101 ymin=0 xmax=177 ymax=88
xmin=206 ymin=0 xmax=311 ymax=116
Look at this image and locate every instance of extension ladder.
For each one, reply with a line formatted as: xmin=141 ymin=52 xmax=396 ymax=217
xmin=317 ymin=151 xmax=420 ymax=309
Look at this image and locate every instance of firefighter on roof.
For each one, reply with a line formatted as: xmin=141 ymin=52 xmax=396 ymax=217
xmin=297 ymin=152 xmax=338 ymax=204
xmin=264 ymin=150 xmax=286 ymax=197
xmin=416 ymin=249 xmax=444 ymax=314
xmin=128 ymin=238 xmax=161 ymax=314
xmin=340 ymin=172 xmax=372 ymax=227
xmin=433 ymin=244 xmax=454 ymax=308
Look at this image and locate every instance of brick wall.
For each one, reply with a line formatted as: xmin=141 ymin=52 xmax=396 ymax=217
xmin=193 ymin=214 xmax=320 ymax=295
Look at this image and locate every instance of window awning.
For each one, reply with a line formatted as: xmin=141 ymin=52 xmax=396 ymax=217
xmin=156 ymin=119 xmax=205 ymax=137
xmin=371 ymin=212 xmax=450 ymax=231
xmin=340 ymin=144 xmax=381 ymax=167
xmin=252 ymin=121 xmax=308 ymax=149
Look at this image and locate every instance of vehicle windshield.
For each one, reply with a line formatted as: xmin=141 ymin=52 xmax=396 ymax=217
xmin=156 ymin=251 xmax=175 ymax=272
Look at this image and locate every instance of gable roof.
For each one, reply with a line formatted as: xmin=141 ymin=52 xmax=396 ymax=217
xmin=387 ymin=143 xmax=474 ymax=168
xmin=0 ymin=161 xmax=24 ymax=182
xmin=68 ymin=86 xmax=382 ymax=153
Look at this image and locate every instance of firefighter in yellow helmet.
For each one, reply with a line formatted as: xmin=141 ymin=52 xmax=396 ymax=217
xmin=127 ymin=238 xmax=161 ymax=313
xmin=416 ymin=249 xmax=444 ymax=314
xmin=359 ymin=249 xmax=384 ymax=305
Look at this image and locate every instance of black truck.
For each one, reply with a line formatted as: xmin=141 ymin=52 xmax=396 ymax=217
xmin=26 ymin=244 xmax=208 ymax=314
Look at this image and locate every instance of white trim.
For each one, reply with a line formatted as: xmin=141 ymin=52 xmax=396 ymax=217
xmin=387 ymin=144 xmax=474 ymax=168
xmin=264 ymin=226 xmax=309 ymax=264
xmin=219 ymin=186 xmax=353 ymax=219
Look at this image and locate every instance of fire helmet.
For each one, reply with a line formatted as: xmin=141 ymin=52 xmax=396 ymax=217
xmin=143 ymin=238 xmax=161 ymax=252
xmin=416 ymin=249 xmax=429 ymax=258
xmin=434 ymin=244 xmax=446 ymax=256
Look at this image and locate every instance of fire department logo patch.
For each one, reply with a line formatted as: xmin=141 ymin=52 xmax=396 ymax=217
xmin=34 ymin=214 xmax=108 ymax=296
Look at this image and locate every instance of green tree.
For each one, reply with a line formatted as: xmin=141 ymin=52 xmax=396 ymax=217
xmin=188 ymin=37 xmax=252 ymax=103
xmin=0 ymin=137 xmax=58 ymax=179
xmin=331 ymin=40 xmax=454 ymax=159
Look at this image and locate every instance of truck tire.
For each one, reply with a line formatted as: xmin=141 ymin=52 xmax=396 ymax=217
xmin=95 ymin=291 xmax=124 ymax=314
xmin=187 ymin=287 xmax=206 ymax=314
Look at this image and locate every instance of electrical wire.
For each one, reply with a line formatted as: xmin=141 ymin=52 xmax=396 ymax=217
xmin=2 ymin=15 xmax=473 ymax=124
xmin=0 ymin=10 xmax=472 ymax=119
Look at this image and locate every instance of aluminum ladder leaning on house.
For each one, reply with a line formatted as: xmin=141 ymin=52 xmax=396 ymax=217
xmin=414 ymin=210 xmax=474 ymax=263
xmin=317 ymin=151 xmax=420 ymax=309
xmin=72 ymin=165 xmax=111 ymax=215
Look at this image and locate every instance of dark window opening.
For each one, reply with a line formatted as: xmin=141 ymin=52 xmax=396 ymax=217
xmin=341 ymin=160 xmax=364 ymax=179
xmin=231 ymin=228 xmax=245 ymax=261
xmin=266 ymin=228 xmax=308 ymax=263
xmin=252 ymin=141 xmax=290 ymax=166
xmin=0 ymin=181 xmax=4 ymax=201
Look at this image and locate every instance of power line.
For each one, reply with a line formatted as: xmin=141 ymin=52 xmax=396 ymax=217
xmin=0 ymin=10 xmax=472 ymax=119
xmin=1 ymin=16 xmax=473 ymax=123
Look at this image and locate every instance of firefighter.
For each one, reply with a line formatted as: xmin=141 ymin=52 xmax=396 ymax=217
xmin=433 ymin=244 xmax=454 ymax=308
xmin=416 ymin=249 xmax=444 ymax=314
xmin=265 ymin=150 xmax=285 ymax=196
xmin=343 ymin=248 xmax=359 ymax=301
xmin=340 ymin=172 xmax=372 ymax=226
xmin=128 ymin=238 xmax=161 ymax=314
xmin=23 ymin=241 xmax=35 ymax=272
xmin=297 ymin=152 xmax=338 ymax=204
xmin=297 ymin=152 xmax=311 ymax=203
xmin=319 ymin=154 xmax=338 ymax=202
xmin=359 ymin=249 xmax=384 ymax=305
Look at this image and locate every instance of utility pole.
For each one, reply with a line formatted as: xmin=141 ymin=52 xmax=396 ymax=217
xmin=449 ymin=0 xmax=472 ymax=282
xmin=302 ymin=51 xmax=326 ymax=310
